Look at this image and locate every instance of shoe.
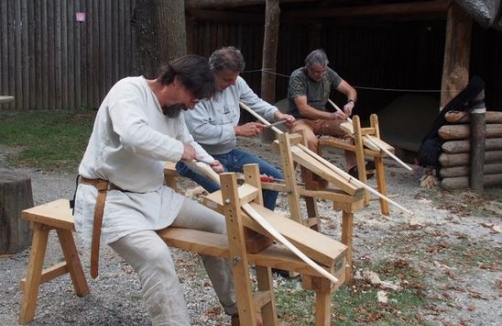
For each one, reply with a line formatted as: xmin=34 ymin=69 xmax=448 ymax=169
xmin=348 ymin=161 xmax=375 ymax=180
xmin=231 ymin=313 xmax=263 ymax=326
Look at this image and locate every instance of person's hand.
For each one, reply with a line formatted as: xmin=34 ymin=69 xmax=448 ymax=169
xmin=181 ymin=143 xmax=197 ymax=162
xmin=343 ymin=101 xmax=355 ymax=116
xmin=210 ymin=160 xmax=224 ymax=173
xmin=330 ymin=111 xmax=348 ymax=120
xmin=274 ymin=112 xmax=296 ymax=128
xmin=235 ymin=122 xmax=265 ymax=137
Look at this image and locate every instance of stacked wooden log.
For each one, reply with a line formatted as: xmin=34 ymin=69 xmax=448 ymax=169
xmin=439 ymin=111 xmax=502 ymax=189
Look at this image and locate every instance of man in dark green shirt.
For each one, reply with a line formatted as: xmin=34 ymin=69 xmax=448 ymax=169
xmin=288 ymin=49 xmax=367 ymax=188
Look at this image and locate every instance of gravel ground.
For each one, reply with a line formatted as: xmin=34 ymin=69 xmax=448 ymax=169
xmin=1 ymin=138 xmax=501 ymax=325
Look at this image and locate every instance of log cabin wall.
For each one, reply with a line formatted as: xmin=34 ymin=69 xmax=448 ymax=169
xmin=186 ymin=5 xmax=502 ymax=121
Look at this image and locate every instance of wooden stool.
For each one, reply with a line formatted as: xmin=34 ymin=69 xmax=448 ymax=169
xmin=319 ymin=114 xmax=393 ymax=215
xmin=270 ymin=132 xmax=365 ymax=280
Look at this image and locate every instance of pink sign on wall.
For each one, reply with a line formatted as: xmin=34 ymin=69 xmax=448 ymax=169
xmin=76 ymin=12 xmax=86 ymax=22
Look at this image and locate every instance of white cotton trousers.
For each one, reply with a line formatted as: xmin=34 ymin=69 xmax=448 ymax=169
xmin=109 ymin=197 xmax=238 ymax=326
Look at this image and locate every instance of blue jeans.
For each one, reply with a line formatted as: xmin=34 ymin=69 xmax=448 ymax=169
xmin=176 ymin=148 xmax=282 ymax=210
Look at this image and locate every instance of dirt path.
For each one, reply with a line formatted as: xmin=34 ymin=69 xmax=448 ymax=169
xmin=1 ymin=138 xmax=501 ymax=325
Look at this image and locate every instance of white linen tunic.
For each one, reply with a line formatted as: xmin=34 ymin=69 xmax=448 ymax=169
xmin=74 ymin=76 xmax=213 ymax=246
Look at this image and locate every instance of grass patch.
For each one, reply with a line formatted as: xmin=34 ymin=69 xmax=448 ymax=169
xmin=272 ymin=257 xmax=433 ymax=325
xmin=0 ymin=110 xmax=95 ymax=172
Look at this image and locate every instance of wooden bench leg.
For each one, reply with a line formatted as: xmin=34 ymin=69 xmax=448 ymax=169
xmin=374 ymin=157 xmax=390 ymax=215
xmin=341 ymin=211 xmax=354 ymax=282
xmin=255 ymin=266 xmax=279 ymax=325
xmin=303 ymin=276 xmax=333 ymax=326
xmin=57 ymin=229 xmax=89 ymax=296
xmin=19 ymin=223 xmax=49 ymax=325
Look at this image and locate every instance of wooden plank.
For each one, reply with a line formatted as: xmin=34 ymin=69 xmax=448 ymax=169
xmin=21 ymin=0 xmax=29 ymax=110
xmin=18 ymin=223 xmax=50 ymax=324
xmin=219 ymin=172 xmax=259 ymax=325
xmin=66 ymin=0 xmax=75 ymax=110
xmin=105 ymin=0 xmax=112 ymax=91
xmin=27 ymin=0 xmax=36 ymax=110
xmin=1 ymin=1 xmax=8 ymax=109
xmin=41 ymin=0 xmax=49 ymax=109
xmin=78 ymin=0 xmax=87 ymax=108
xmin=277 ymin=133 xmax=303 ymax=224
xmin=57 ymin=228 xmax=89 ymax=296
xmin=339 ymin=121 xmax=394 ymax=152
xmin=158 ymin=228 xmax=230 ymax=258
xmin=250 ymin=203 xmax=347 ymax=268
xmin=19 ymin=262 xmax=69 ymax=291
xmin=291 ymin=145 xmax=360 ymax=196
xmin=283 ymin=0 xmax=450 ymax=20
xmin=21 ymin=199 xmax=75 ymax=230
xmin=54 ymin=0 xmax=62 ymax=109
xmin=14 ymin=0 xmax=23 ymax=110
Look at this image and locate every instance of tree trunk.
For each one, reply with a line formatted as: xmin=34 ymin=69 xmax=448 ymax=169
xmin=439 ymin=163 xmax=502 ymax=178
xmin=132 ymin=0 xmax=186 ymax=78
xmin=442 ymin=138 xmax=502 ymax=153
xmin=440 ymin=2 xmax=471 ymax=109
xmin=132 ymin=0 xmax=161 ymax=78
xmin=0 ymin=169 xmax=34 ymax=254
xmin=445 ymin=110 xmax=502 ymax=124
xmin=261 ymin=0 xmax=280 ymax=104
xmin=439 ymin=151 xmax=502 ymax=167
xmin=441 ymin=174 xmax=502 ymax=190
xmin=155 ymin=0 xmax=187 ymax=64
xmin=438 ymin=124 xmax=502 ymax=140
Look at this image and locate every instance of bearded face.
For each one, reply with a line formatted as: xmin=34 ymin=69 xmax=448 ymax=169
xmin=162 ymin=104 xmax=187 ymax=118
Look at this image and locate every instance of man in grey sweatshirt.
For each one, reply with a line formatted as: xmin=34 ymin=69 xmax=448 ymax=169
xmin=176 ymin=46 xmax=295 ymax=210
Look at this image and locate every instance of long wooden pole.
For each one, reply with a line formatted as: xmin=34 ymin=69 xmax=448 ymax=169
xmin=239 ymin=101 xmax=414 ymax=216
xmin=328 ymin=99 xmax=412 ymax=171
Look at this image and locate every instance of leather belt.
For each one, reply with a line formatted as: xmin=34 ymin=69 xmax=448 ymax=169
xmin=78 ymin=176 xmax=124 ymax=279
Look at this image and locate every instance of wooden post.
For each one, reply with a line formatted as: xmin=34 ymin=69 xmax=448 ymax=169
xmin=261 ymin=0 xmax=280 ymax=103
xmin=440 ymin=2 xmax=472 ymax=109
xmin=0 ymin=169 xmax=34 ymax=254
xmin=470 ymin=101 xmax=486 ymax=192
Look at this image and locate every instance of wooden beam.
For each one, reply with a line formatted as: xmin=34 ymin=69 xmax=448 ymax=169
xmin=186 ymin=0 xmax=318 ymax=10
xmin=283 ymin=0 xmax=451 ymax=20
xmin=187 ymin=1 xmax=451 ymax=23
xmin=186 ymin=10 xmax=264 ymax=24
xmin=440 ymin=2 xmax=472 ymax=108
